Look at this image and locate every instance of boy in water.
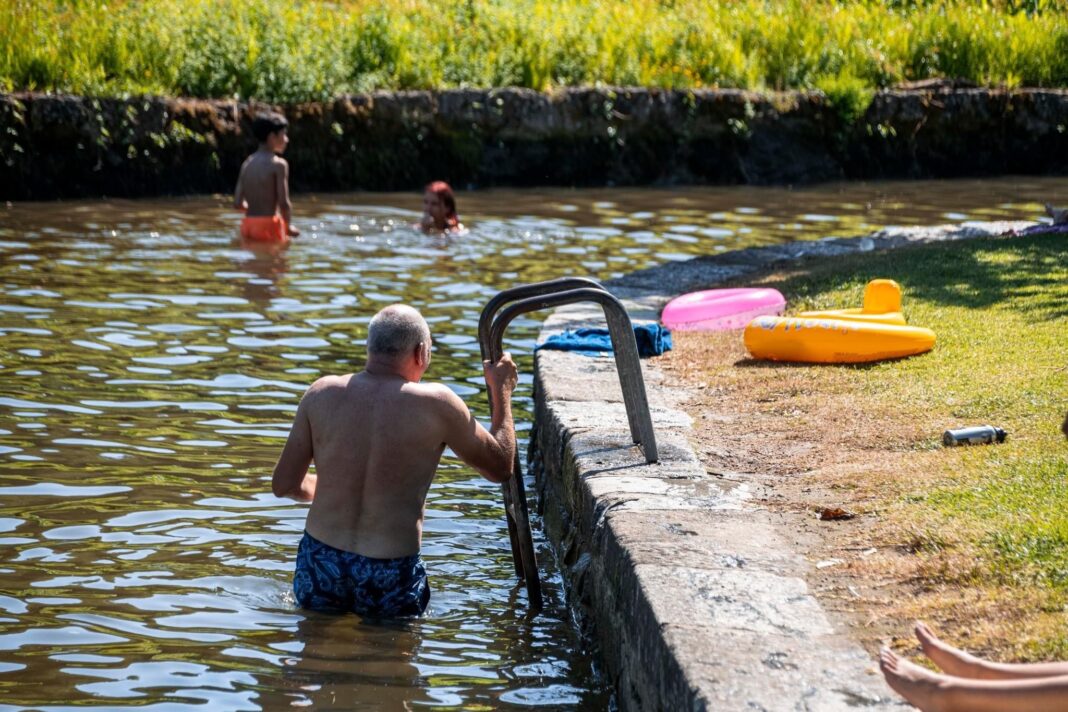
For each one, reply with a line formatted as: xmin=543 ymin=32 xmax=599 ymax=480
xmin=234 ymin=112 xmax=300 ymax=242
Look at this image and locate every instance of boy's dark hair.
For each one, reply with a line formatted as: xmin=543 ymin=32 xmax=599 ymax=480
xmin=251 ymin=112 xmax=289 ymax=143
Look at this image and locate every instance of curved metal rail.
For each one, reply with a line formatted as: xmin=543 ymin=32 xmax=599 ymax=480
xmin=489 ymin=288 xmax=658 ymax=462
xmin=477 ymin=278 xmax=659 ymax=612
xmin=478 ymin=277 xmax=605 ymax=353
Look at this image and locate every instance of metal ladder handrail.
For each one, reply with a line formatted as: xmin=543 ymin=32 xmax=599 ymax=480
xmin=476 ymin=277 xmax=608 ymax=610
xmin=477 ymin=278 xmax=660 ymax=612
xmin=488 ymin=287 xmax=659 ymax=462
xmin=477 ymin=277 xmax=606 ymax=355
xmin=476 ymin=281 xmax=602 ymax=612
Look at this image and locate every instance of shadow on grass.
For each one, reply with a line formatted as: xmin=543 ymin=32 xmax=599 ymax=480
xmin=759 ymin=234 xmax=1068 ymax=321
xmin=733 ymin=357 xmax=910 ymax=371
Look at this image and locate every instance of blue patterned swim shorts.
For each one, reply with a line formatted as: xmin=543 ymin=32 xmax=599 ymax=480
xmin=293 ymin=531 xmax=430 ymax=618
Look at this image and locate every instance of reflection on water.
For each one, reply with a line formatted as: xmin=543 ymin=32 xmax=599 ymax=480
xmin=0 ymin=177 xmax=1061 ymax=709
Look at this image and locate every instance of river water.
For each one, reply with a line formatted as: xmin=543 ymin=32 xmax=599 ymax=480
xmin=0 ymin=177 xmax=1063 ymax=710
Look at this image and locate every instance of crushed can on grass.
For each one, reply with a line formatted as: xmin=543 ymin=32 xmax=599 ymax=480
xmin=942 ymin=425 xmax=1007 ymax=446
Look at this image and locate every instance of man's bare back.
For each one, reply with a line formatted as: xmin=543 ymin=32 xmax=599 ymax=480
xmin=273 ymin=305 xmax=516 ymax=580
xmin=275 ymin=369 xmax=513 ymax=558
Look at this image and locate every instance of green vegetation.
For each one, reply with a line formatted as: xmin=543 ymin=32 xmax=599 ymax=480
xmin=775 ymin=234 xmax=1068 ymax=652
xmin=3 ymin=0 xmax=1068 ymax=103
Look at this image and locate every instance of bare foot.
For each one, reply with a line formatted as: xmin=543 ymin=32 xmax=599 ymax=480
xmin=915 ymin=622 xmax=986 ymax=679
xmin=881 ymin=647 xmax=948 ymax=712
xmin=916 ymin=620 xmax=1068 ymax=681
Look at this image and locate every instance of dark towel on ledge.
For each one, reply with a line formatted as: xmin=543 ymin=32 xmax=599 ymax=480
xmin=536 ymin=323 xmax=672 ymax=358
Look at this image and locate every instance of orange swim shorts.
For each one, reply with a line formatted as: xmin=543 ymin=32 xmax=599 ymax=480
xmin=240 ymin=215 xmax=288 ymax=242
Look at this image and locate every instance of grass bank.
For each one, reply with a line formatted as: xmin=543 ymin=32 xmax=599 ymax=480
xmin=662 ymin=232 xmax=1068 ymax=662
xmin=3 ymin=1 xmax=1068 ymax=103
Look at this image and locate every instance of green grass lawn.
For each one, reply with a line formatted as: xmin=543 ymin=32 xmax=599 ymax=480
xmin=765 ymin=232 xmax=1068 ymax=656
xmin=3 ymin=0 xmax=1068 ymax=102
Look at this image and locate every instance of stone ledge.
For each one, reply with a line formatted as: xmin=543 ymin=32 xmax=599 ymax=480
xmin=529 ymin=221 xmax=1030 ymax=710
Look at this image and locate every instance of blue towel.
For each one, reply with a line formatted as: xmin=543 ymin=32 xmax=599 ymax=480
xmin=536 ymin=323 xmax=672 ymax=358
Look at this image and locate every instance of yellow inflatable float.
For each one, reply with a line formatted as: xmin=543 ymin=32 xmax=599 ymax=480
xmin=797 ymin=279 xmax=905 ymax=325
xmin=744 ymin=279 xmax=936 ymax=363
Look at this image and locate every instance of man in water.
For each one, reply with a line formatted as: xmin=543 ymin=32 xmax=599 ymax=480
xmin=271 ymin=304 xmax=517 ymax=618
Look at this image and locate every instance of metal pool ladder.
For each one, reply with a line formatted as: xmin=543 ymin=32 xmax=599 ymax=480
xmin=478 ymin=277 xmax=659 ymax=612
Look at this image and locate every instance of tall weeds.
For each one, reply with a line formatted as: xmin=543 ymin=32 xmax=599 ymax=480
xmin=2 ymin=0 xmax=1066 ymax=101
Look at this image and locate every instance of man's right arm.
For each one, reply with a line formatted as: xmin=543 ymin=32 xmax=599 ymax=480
xmin=441 ymin=354 xmax=518 ymax=482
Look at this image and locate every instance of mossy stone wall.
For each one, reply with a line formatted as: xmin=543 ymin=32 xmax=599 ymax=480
xmin=2 ymin=87 xmax=1067 ymax=200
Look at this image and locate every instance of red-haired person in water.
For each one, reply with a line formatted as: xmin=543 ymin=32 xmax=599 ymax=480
xmin=420 ymin=181 xmax=464 ymax=234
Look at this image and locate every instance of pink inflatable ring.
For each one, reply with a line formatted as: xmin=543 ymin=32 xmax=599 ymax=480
xmin=661 ymin=287 xmax=787 ymax=331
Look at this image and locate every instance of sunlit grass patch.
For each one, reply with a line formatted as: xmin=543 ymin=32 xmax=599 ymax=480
xmin=750 ymin=234 xmax=1068 ymax=648
xmin=774 ymin=235 xmax=1068 ymax=432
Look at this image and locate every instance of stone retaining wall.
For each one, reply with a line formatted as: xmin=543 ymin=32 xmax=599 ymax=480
xmin=3 ymin=87 xmax=1067 ymax=200
xmin=528 ymin=221 xmax=1030 ymax=710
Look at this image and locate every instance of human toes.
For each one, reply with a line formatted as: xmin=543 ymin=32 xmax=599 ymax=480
xmin=880 ymin=646 xmax=900 ymax=673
